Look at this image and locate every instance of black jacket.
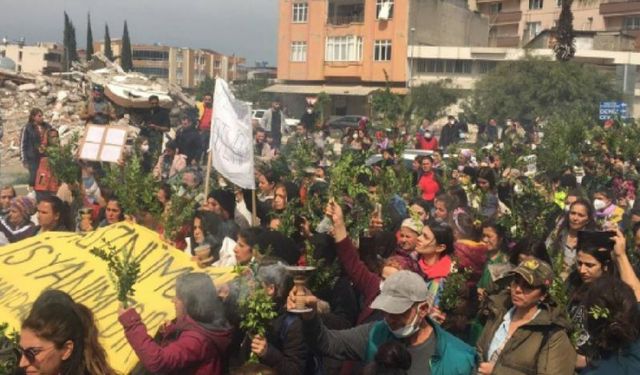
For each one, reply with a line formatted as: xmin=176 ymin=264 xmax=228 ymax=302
xmin=439 ymin=123 xmax=458 ymax=150
xmin=20 ymin=122 xmax=51 ymax=164
xmin=175 ymin=125 xmax=202 ymax=164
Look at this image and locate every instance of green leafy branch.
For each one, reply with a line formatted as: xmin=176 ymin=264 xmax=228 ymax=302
xmin=305 ymin=240 xmax=340 ymax=293
xmin=0 ymin=323 xmax=19 ymax=375
xmin=239 ymin=286 xmax=278 ymax=363
xmin=588 ymin=305 xmax=611 ymax=321
xmin=162 ymin=184 xmax=198 ymax=242
xmin=440 ymin=262 xmax=472 ymax=312
xmin=102 ymin=153 xmax=162 ymax=218
xmin=46 ymin=132 xmax=81 ymax=186
xmin=90 ymin=239 xmax=141 ymax=308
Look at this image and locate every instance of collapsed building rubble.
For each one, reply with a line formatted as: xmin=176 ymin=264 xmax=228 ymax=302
xmin=0 ymin=52 xmax=198 ymax=178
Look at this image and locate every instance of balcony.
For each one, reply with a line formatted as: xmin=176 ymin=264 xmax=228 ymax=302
xmin=476 ymin=0 xmax=503 ymax=3
xmin=490 ymin=11 xmax=523 ymax=26
xmin=489 ymin=35 xmax=521 ymax=47
xmin=327 ymin=1 xmax=365 ymax=26
xmin=600 ymin=0 xmax=640 ymax=17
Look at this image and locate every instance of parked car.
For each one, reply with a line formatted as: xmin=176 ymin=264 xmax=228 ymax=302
xmin=365 ymin=149 xmax=435 ymax=168
xmin=251 ymin=108 xmax=299 ymax=131
xmin=326 ymin=115 xmax=364 ymax=136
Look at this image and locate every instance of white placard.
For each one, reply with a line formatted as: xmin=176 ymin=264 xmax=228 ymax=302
xmin=85 ymin=126 xmax=105 ymax=143
xmin=105 ymin=128 xmax=126 ymax=145
xmin=79 ymin=142 xmax=100 ymax=160
xmin=99 ymin=145 xmax=122 ymax=163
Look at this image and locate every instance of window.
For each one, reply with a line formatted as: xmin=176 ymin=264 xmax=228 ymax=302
xmin=526 ymin=22 xmax=542 ymax=40
xmin=489 ymin=3 xmax=502 ymax=14
xmin=325 ymin=36 xmax=363 ymax=62
xmin=478 ymin=61 xmax=497 ymax=74
xmin=529 ymin=0 xmax=543 ymax=9
xmin=416 ymin=59 xmax=472 ymax=74
xmin=18 ymin=51 xmax=22 ymax=61
xmin=624 ymin=17 xmax=640 ymax=30
xmin=292 ymin=3 xmax=308 ymax=23
xmin=133 ymin=67 xmax=169 ymax=77
xmin=376 ymin=0 xmax=394 ymax=20
xmin=132 ymin=50 xmax=169 ymax=61
xmin=290 ymin=41 xmax=307 ymax=62
xmin=374 ymin=40 xmax=392 ymax=61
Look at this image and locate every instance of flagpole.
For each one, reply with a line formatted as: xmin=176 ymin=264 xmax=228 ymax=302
xmin=203 ymin=77 xmax=217 ymax=200
xmin=204 ymin=150 xmax=213 ymax=199
xmin=251 ymin=189 xmax=257 ymax=227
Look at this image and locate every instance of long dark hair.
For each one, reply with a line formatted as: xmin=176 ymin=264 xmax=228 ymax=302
xmin=583 ymin=276 xmax=640 ymax=360
xmin=30 ymin=290 xmax=115 ymax=375
xmin=431 ymin=223 xmax=455 ymax=256
xmin=562 ymin=198 xmax=597 ymax=232
xmin=39 ymin=195 xmax=72 ymax=231
xmin=22 ymin=302 xmax=86 ymax=375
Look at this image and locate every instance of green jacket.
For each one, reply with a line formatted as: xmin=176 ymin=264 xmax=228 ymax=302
xmin=476 ymin=290 xmax=576 ymax=375
xmin=304 ymin=315 xmax=475 ymax=375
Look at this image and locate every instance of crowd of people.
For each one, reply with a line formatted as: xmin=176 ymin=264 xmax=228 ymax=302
xmin=2 ymin=89 xmax=640 ymax=375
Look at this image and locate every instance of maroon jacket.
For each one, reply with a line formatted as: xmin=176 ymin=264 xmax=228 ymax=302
xmin=336 ymin=238 xmax=380 ymax=324
xmin=119 ymin=308 xmax=232 ymax=375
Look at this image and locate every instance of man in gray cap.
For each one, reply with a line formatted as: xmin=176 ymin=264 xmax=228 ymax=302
xmin=287 ymin=270 xmax=476 ymax=374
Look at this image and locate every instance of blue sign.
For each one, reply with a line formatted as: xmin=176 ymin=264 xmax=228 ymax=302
xmin=599 ymin=101 xmax=629 ymax=121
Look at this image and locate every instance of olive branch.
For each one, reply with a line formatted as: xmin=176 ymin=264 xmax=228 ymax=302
xmin=89 ymin=239 xmax=141 ymax=308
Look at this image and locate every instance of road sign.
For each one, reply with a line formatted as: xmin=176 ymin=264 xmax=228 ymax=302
xmin=599 ymin=101 xmax=629 ymax=121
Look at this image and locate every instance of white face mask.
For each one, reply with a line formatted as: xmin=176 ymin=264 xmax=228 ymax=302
xmin=141 ymin=145 xmax=150 ymax=153
xmin=386 ymin=303 xmax=424 ymax=339
xmin=307 ymin=109 xmax=313 ymax=114
xmin=424 ymin=132 xmax=432 ymax=139
xmin=593 ymin=199 xmax=607 ymax=211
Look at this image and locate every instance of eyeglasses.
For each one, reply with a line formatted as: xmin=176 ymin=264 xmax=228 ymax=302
xmin=17 ymin=346 xmax=53 ymax=364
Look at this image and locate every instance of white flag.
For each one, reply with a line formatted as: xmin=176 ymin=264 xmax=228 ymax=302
xmin=210 ymin=78 xmax=255 ymax=189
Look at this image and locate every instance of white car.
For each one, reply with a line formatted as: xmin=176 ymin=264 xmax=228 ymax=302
xmin=252 ymin=109 xmax=299 ymax=131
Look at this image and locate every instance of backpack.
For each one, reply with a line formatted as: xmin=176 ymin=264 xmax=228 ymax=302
xmin=279 ymin=314 xmax=324 ymax=375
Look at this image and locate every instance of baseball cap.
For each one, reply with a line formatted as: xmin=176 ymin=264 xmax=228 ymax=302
xmin=370 ymin=271 xmax=430 ymax=314
xmin=508 ymin=258 xmax=554 ymax=288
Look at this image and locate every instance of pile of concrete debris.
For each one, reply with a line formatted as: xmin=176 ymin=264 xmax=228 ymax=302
xmin=0 ymin=53 xmax=196 ymax=173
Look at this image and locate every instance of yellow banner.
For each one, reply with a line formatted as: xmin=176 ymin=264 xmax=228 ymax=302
xmin=0 ymin=222 xmax=236 ymax=374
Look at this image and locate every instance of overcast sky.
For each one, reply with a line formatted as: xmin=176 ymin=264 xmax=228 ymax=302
xmin=0 ymin=0 xmax=279 ymax=66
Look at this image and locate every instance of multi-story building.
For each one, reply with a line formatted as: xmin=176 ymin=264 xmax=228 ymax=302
xmin=93 ymin=40 xmax=247 ymax=88
xmin=268 ymin=0 xmax=489 ymax=116
xmin=600 ymin=0 xmax=640 ymax=49
xmin=0 ymin=42 xmax=63 ymax=75
xmin=472 ymin=0 xmax=640 ymax=49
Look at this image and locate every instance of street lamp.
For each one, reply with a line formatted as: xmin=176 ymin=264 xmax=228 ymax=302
xmin=408 ymin=27 xmax=416 ymax=89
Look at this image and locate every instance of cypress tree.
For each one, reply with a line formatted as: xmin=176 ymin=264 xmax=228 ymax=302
xmin=121 ymin=21 xmax=133 ymax=72
xmin=554 ymin=0 xmax=576 ymax=62
xmin=104 ymin=24 xmax=113 ymax=61
xmin=63 ymin=12 xmax=71 ymax=71
xmin=86 ymin=13 xmax=94 ymax=59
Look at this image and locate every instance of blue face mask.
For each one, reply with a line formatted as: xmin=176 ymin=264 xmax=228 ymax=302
xmin=83 ymin=177 xmax=94 ymax=189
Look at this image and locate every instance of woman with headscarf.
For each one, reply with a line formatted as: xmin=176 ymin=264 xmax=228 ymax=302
xmin=0 ymin=196 xmax=37 ymax=244
xmin=119 ymin=272 xmax=232 ymax=375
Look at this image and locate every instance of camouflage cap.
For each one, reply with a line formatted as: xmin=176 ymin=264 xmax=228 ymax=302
xmin=508 ymin=258 xmax=554 ymax=288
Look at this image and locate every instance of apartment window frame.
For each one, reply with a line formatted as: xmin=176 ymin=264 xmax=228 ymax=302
xmin=529 ymin=0 xmax=543 ymax=10
xmin=290 ymin=41 xmax=308 ymax=62
xmin=292 ymin=3 xmax=309 ymax=23
xmin=416 ymin=59 xmax=472 ymax=74
xmin=489 ymin=3 xmax=502 ymax=14
xmin=373 ymin=40 xmax=392 ymax=61
xmin=325 ymin=35 xmax=363 ymax=62
xmin=131 ymin=50 xmax=169 ymax=61
xmin=376 ymin=0 xmax=394 ymax=20
xmin=526 ymin=21 xmax=542 ymax=40
xmin=624 ymin=16 xmax=640 ymax=30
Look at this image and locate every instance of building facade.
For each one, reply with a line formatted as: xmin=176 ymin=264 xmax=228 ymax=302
xmin=269 ymin=0 xmax=489 ymax=116
xmin=0 ymin=42 xmax=63 ymax=75
xmin=471 ymin=0 xmax=640 ymax=49
xmin=94 ymin=41 xmax=247 ymax=88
